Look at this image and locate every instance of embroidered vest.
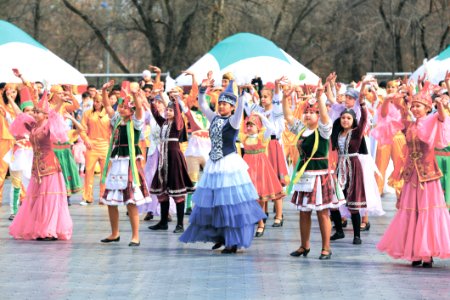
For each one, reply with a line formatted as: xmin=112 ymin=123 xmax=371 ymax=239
xmin=402 ymin=135 xmax=442 ymax=183
xmin=296 ymin=131 xmax=329 ymax=171
xmin=209 ymin=116 xmax=238 ymax=161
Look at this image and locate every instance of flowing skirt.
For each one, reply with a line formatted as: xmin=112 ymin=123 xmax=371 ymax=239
xmin=377 ymin=172 xmax=450 ymax=261
xmin=53 ymin=142 xmax=82 ymax=195
xmin=179 ymin=153 xmax=266 ymax=249
xmin=9 ymin=172 xmax=73 ymax=240
xmin=244 ymin=152 xmax=284 ymax=201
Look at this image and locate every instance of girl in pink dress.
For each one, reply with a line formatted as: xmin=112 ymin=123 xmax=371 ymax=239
xmin=9 ymin=94 xmax=73 ymax=240
xmin=374 ymin=85 xmax=450 ymax=267
xmin=240 ymin=113 xmax=285 ymax=237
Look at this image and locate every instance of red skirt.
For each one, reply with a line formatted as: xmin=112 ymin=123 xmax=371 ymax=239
xmin=267 ymin=140 xmax=289 ymax=186
xmin=244 ymin=152 xmax=285 ymax=201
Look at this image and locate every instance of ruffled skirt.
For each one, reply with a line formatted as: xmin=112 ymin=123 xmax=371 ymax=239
xmin=179 ymin=153 xmax=266 ymax=248
xmin=9 ymin=172 xmax=73 ymax=240
xmin=291 ymin=171 xmax=345 ymax=211
xmin=101 ymin=156 xmax=152 ymax=206
xmin=377 ymin=172 xmax=450 ymax=261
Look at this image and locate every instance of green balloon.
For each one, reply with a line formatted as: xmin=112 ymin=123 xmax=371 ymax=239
xmin=299 ymin=73 xmax=306 ymax=80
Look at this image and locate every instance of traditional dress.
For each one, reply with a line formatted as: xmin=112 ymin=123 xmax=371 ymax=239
xmin=149 ymin=100 xmax=195 ymax=199
xmin=335 ymin=107 xmax=384 ymax=216
xmin=288 ymin=118 xmax=344 ymax=211
xmin=9 ymin=111 xmax=73 ymax=240
xmin=101 ymin=112 xmax=151 ymax=206
xmin=375 ymin=103 xmax=450 ymax=261
xmin=240 ymin=116 xmax=284 ymax=202
xmin=180 ymin=88 xmax=266 ymax=249
xmin=245 ymin=93 xmax=289 ymax=186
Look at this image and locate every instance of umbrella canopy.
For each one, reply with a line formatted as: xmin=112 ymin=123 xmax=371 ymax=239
xmin=0 ymin=20 xmax=87 ymax=85
xmin=175 ymin=33 xmax=319 ymax=86
xmin=410 ymin=45 xmax=450 ymax=84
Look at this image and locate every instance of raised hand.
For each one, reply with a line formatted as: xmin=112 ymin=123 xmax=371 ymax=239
xmin=12 ymin=68 xmax=21 ymax=78
xmin=102 ymin=80 xmax=115 ymax=90
xmin=149 ymin=65 xmax=161 ymax=73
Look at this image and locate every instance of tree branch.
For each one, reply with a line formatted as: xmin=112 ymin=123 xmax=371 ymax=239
xmin=62 ymin=0 xmax=129 ymax=73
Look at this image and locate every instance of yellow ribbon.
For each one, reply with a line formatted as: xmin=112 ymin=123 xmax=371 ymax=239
xmin=287 ymin=127 xmax=319 ymax=194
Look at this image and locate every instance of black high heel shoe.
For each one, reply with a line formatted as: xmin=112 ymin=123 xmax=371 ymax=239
xmin=212 ymin=238 xmax=225 ymax=250
xmin=290 ymin=247 xmax=310 ymax=257
xmin=212 ymin=243 xmax=223 ymax=250
xmin=422 ymin=258 xmax=433 ymax=268
xmin=319 ymin=248 xmax=332 ymax=260
xmin=360 ymin=222 xmax=371 ymax=231
xmin=255 ymin=226 xmax=265 ymax=237
xmin=221 ymin=245 xmax=237 ymax=254
xmin=411 ymin=260 xmax=422 ymax=267
xmin=272 ymin=218 xmax=284 ymax=227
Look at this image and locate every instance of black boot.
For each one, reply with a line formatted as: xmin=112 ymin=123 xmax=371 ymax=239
xmin=351 ymin=213 xmax=362 ymax=244
xmin=149 ymin=201 xmax=169 ymax=230
xmin=330 ymin=210 xmax=345 ymax=240
xmin=174 ymin=202 xmax=185 ymax=233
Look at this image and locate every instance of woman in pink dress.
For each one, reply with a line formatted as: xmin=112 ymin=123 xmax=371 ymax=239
xmin=9 ymin=93 xmax=73 ymax=241
xmin=374 ymin=85 xmax=450 ymax=267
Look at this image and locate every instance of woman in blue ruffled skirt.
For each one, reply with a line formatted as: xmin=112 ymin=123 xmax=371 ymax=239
xmin=179 ymin=77 xmax=266 ymax=254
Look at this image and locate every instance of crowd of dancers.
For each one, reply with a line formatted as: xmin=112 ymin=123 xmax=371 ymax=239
xmin=1 ymin=66 xmax=450 ymax=267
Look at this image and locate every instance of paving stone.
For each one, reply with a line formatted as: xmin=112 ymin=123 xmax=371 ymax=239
xmin=0 ymin=177 xmax=449 ymax=299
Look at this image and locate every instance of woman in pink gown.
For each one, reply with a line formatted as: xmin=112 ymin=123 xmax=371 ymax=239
xmin=374 ymin=86 xmax=450 ymax=267
xmin=9 ymin=94 xmax=73 ymax=241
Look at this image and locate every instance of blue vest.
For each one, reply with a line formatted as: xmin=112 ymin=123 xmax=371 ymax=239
xmin=209 ymin=116 xmax=238 ymax=161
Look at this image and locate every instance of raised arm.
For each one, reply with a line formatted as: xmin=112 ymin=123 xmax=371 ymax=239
xmin=282 ymin=87 xmax=295 ymax=126
xmin=315 ymin=79 xmax=330 ymax=125
xmin=198 ymin=77 xmax=217 ymax=122
xmin=435 ymin=95 xmax=448 ymax=122
xmin=325 ymin=72 xmax=337 ymax=104
xmin=101 ymin=80 xmax=116 ymax=118
xmin=172 ymin=96 xmax=185 ymax=131
xmin=229 ymin=91 xmax=246 ymax=129
xmin=131 ymin=89 xmax=144 ymax=121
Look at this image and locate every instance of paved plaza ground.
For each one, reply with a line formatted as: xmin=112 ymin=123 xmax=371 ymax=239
xmin=0 ymin=177 xmax=449 ymax=300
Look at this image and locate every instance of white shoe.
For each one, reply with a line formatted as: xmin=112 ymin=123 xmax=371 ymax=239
xmin=79 ymin=201 xmax=92 ymax=206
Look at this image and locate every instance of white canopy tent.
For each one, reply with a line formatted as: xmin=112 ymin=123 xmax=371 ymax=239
xmin=410 ymin=45 xmax=450 ymax=84
xmin=175 ymin=33 xmax=319 ymax=87
xmin=0 ymin=20 xmax=87 ymax=85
